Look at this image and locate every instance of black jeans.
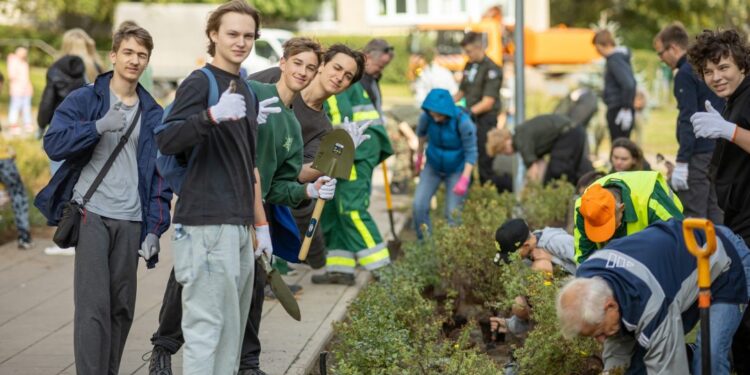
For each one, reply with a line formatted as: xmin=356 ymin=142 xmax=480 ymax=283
xmin=544 ymin=126 xmax=593 ymax=185
xmin=606 ymin=106 xmax=634 ymax=142
xmin=473 ymin=112 xmax=498 ymax=187
xmin=151 ymin=261 xmax=267 ymax=371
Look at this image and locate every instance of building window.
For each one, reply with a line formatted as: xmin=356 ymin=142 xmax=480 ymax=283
xmin=416 ymin=0 xmax=428 ymax=14
xmin=379 ymin=0 xmax=387 ymax=15
xmin=396 ymin=0 xmax=407 ymax=13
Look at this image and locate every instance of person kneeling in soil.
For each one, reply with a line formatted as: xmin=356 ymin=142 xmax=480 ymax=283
xmin=557 ymin=219 xmax=750 ymax=375
xmin=486 ymin=114 xmax=593 ymax=184
xmin=490 ymin=218 xmax=577 ymax=338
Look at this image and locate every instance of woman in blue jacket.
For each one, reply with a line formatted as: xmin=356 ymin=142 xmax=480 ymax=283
xmin=413 ymin=88 xmax=477 ymax=240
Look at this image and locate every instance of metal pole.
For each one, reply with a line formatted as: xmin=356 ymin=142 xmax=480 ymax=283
xmin=513 ymin=0 xmax=526 ymax=193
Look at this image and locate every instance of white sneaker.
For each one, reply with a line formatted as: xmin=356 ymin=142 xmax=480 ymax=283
xmin=44 ymin=246 xmax=75 ymax=256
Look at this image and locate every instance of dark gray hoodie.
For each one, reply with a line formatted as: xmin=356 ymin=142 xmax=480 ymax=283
xmin=603 ymin=47 xmax=636 ymax=110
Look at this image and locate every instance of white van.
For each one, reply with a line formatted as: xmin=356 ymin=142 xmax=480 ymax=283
xmin=242 ymin=28 xmax=294 ymax=75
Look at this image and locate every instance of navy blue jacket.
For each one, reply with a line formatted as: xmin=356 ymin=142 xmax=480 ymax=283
xmin=603 ymin=48 xmax=636 ymax=110
xmin=34 ymin=72 xmax=172 ymax=268
xmin=417 ymin=88 xmax=478 ymax=174
xmin=577 ymin=219 xmax=747 ymax=372
xmin=674 ymin=56 xmax=723 ymax=162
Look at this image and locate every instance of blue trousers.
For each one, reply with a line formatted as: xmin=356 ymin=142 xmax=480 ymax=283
xmin=412 ymin=164 xmax=465 ymax=240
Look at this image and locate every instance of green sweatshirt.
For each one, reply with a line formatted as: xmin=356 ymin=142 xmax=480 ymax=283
xmin=249 ymin=81 xmax=307 ymax=207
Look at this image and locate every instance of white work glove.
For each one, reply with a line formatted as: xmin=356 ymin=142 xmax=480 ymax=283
xmin=138 ymin=233 xmax=160 ymax=261
xmin=342 ymin=117 xmax=371 ymax=148
xmin=691 ymin=100 xmax=737 ymax=141
xmin=96 ymin=102 xmax=126 ymax=134
xmin=670 ymin=162 xmax=689 ymax=191
xmin=209 ymin=86 xmax=246 ymax=123
xmin=306 ymin=176 xmax=337 ymax=200
xmin=615 ymin=108 xmax=633 ymax=132
xmin=254 ymin=224 xmax=273 ymax=259
xmin=257 ymin=96 xmax=282 ymax=125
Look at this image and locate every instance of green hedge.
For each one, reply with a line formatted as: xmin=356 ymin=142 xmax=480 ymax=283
xmin=313 ymin=35 xmax=409 ymax=85
xmin=331 ymin=181 xmax=603 ymax=374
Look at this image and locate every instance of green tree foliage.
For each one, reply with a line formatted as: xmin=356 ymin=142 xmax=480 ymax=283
xmin=550 ymin=0 xmax=750 ymax=49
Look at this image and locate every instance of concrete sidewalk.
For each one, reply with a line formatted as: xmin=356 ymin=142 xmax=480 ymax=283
xmin=0 ymin=170 xmax=410 ymax=375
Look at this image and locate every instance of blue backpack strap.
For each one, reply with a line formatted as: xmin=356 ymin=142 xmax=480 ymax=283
xmin=199 ymin=67 xmax=220 ymax=107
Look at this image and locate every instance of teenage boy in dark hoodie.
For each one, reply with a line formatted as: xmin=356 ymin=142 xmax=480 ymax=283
xmin=151 ymin=1 xmax=273 ymax=374
xmin=593 ymin=29 xmax=637 ymax=142
xmin=35 ymin=23 xmax=172 ymax=375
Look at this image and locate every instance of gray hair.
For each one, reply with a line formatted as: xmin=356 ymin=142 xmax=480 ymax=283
xmin=556 ymin=277 xmax=613 ymax=339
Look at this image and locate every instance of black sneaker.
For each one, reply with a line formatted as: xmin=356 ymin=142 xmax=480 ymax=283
xmin=17 ymin=239 xmax=33 ymax=250
xmin=311 ymin=272 xmax=355 ymax=286
xmin=143 ymin=345 xmax=172 ymax=375
xmin=238 ymin=368 xmax=268 ymax=375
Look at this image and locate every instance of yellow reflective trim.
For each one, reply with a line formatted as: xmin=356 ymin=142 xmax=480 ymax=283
xmin=352 ymin=111 xmax=380 ymax=122
xmin=326 ymin=95 xmax=342 ymax=125
xmin=359 ymin=248 xmax=390 ymax=266
xmin=350 ymin=210 xmax=376 ymax=248
xmin=327 ymin=256 xmax=356 ymax=267
xmin=349 ymin=167 xmax=357 ymax=181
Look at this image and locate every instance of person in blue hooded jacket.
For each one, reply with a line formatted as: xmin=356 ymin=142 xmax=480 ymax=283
xmin=413 ymin=88 xmax=477 ymax=240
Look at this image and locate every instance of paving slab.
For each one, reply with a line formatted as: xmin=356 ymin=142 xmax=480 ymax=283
xmin=0 ymin=166 xmax=410 ymax=375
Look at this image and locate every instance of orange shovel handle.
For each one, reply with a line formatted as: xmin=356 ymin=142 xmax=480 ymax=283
xmin=682 ymin=218 xmax=717 ymax=290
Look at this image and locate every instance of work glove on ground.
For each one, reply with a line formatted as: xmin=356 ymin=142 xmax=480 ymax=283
xmin=257 ymin=96 xmax=282 ymax=125
xmin=414 ymin=154 xmax=424 ymax=175
xmin=691 ymin=100 xmax=737 ymax=141
xmin=96 ymin=102 xmax=126 ymax=134
xmin=615 ymin=108 xmax=633 ymax=132
xmin=306 ymin=176 xmax=337 ymax=200
xmin=138 ymin=233 xmax=160 ymax=261
xmin=209 ymin=86 xmax=246 ymax=123
xmin=342 ymin=117 xmax=371 ymax=148
xmin=452 ymin=175 xmax=470 ymax=196
xmin=670 ymin=162 xmax=689 ymax=191
xmin=254 ymin=224 xmax=273 ymax=259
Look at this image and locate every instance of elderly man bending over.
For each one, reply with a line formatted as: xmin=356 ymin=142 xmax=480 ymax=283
xmin=556 ymin=219 xmax=750 ymax=375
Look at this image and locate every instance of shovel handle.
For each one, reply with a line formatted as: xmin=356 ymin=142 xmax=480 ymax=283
xmin=299 ymin=197 xmax=326 ymax=261
xmin=381 ymin=162 xmax=393 ymax=210
xmin=683 ymin=218 xmax=717 ymax=290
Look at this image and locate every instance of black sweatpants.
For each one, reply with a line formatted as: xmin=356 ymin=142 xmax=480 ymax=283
xmin=543 ymin=126 xmax=593 ymax=185
xmin=74 ymin=211 xmax=140 ymax=375
xmin=291 ymin=198 xmax=326 ymax=269
xmin=606 ymin=106 xmax=634 ymax=142
xmin=151 ymin=258 xmax=267 ymax=370
xmin=473 ymin=112 xmax=498 ymax=187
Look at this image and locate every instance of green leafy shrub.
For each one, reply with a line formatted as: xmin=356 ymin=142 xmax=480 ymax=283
xmin=331 ymin=252 xmax=500 ymax=374
xmin=520 ymin=178 xmax=574 ymax=229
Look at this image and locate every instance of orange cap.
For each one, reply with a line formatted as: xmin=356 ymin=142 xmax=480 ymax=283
xmin=580 ymin=184 xmax=616 ymax=243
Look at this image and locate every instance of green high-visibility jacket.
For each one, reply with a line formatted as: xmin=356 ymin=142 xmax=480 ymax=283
xmin=574 ymin=171 xmax=684 ymax=263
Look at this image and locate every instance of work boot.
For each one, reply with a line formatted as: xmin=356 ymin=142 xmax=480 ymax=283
xmin=238 ymin=368 xmax=268 ymax=375
xmin=144 ymin=345 xmax=172 ymax=375
xmin=311 ymin=272 xmax=355 ymax=286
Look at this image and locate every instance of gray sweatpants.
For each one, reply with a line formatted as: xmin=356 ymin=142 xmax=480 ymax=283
xmin=173 ymin=224 xmax=255 ymax=375
xmin=677 ymin=152 xmax=723 ymax=223
xmin=73 ymin=211 xmax=140 ymax=375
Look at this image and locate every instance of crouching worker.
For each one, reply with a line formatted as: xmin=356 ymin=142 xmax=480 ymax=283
xmin=491 ymin=218 xmax=577 ymax=337
xmin=574 ymin=171 xmax=683 ymax=263
xmin=557 ymin=219 xmax=750 ymax=375
xmin=486 ymin=114 xmax=593 ymax=184
xmin=413 ymin=88 xmax=477 ymax=240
